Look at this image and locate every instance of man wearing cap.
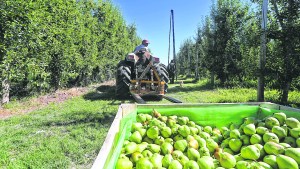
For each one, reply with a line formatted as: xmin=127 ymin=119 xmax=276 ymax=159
xmin=133 ymin=39 xmax=150 ymax=53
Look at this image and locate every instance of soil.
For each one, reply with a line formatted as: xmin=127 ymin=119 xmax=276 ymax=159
xmin=0 ymin=80 xmax=115 ymax=119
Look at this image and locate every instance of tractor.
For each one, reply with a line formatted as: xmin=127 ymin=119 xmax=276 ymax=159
xmin=115 ymin=48 xmax=170 ymax=103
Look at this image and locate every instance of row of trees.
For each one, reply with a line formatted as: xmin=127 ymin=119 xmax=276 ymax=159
xmin=176 ymin=0 xmax=300 ymax=104
xmin=0 ymin=0 xmax=141 ymax=105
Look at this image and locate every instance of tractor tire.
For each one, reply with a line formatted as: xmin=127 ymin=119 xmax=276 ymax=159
xmin=154 ymin=63 xmax=169 ymax=93
xmin=115 ymin=61 xmax=131 ymax=99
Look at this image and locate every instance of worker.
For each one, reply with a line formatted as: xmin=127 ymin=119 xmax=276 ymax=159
xmin=168 ymin=59 xmax=176 ymax=84
xmin=134 ymin=39 xmax=150 ymax=53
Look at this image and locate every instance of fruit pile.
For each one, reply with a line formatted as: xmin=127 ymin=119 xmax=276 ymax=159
xmin=116 ymin=110 xmax=300 ymax=169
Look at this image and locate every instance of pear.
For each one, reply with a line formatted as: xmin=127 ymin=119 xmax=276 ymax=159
xmin=263 ymin=132 xmax=279 ymax=143
xmin=187 ymin=148 xmax=200 ymax=161
xmin=116 ymin=158 xmax=133 ymax=169
xmin=129 ymin=131 xmax=142 ymax=144
xmin=199 ymin=147 xmax=210 ymax=157
xmin=130 ymin=152 xmax=144 ymax=163
xmin=136 ymin=113 xmax=147 ymax=123
xmin=223 ymin=147 xmax=234 ymax=155
xmin=136 ymin=158 xmax=153 ymax=169
xmin=136 ymin=142 xmax=148 ymax=152
xmin=174 ymin=140 xmax=188 ymax=152
xmin=178 ymin=125 xmax=191 ymax=137
xmin=296 ymin=138 xmax=300 ymax=147
xmin=240 ymin=135 xmax=250 ymax=145
xmin=280 ymin=142 xmax=291 ymax=148
xmin=220 ymin=127 xmax=229 ymax=135
xmin=172 ymin=150 xmax=184 ymax=160
xmin=289 ymin=127 xmax=300 ymax=139
xmin=285 ymin=148 xmax=300 ymax=165
xmin=161 ymin=126 xmax=172 ymax=138
xmin=199 ymin=132 xmax=211 ymax=140
xmin=150 ymin=153 xmax=163 ymax=168
xmin=229 ymin=138 xmax=242 ymax=152
xmin=241 ymin=145 xmax=260 ymax=160
xmin=190 ymin=127 xmax=199 ymax=135
xmin=244 ymin=117 xmax=257 ymax=124
xmin=263 ymin=142 xmax=284 ymax=155
xmin=136 ymin=127 xmax=147 ymax=137
xmin=143 ymin=136 xmax=154 ymax=144
xmin=263 ymin=155 xmax=278 ymax=169
xmin=254 ymin=143 xmax=266 ymax=159
xmin=148 ymin=144 xmax=161 ymax=153
xmin=286 ymin=117 xmax=300 ymax=128
xmin=273 ymin=112 xmax=286 ymax=125
xmin=125 ymin=142 xmax=137 ymax=154
xmin=256 ymin=126 xmax=269 ymax=135
xmin=169 ymin=160 xmax=183 ymax=169
xmin=214 ymin=147 xmax=223 ymax=160
xmin=187 ymin=121 xmax=196 ymax=127
xmin=174 ymin=134 xmax=184 ymax=141
xmin=184 ymin=160 xmax=200 ymax=169
xmin=229 ymin=123 xmax=239 ymax=130
xmin=234 ymin=154 xmax=244 ymax=162
xmin=158 ymin=115 xmax=168 ymax=123
xmin=219 ymin=152 xmax=236 ymax=168
xmin=197 ymin=156 xmax=215 ymax=169
xmin=243 ymin=123 xmax=256 ymax=136
xmin=204 ymin=126 xmax=213 ymax=134
xmin=276 ymin=155 xmax=299 ymax=169
xmin=258 ymin=162 xmax=273 ymax=169
xmin=152 ymin=109 xmax=161 ymax=118
xmin=146 ymin=126 xmax=159 ymax=140
xmin=162 ymin=154 xmax=173 ymax=168
xmin=161 ymin=142 xmax=174 ymax=155
xmin=165 ymin=138 xmax=174 ymax=145
xmin=131 ymin=122 xmax=143 ymax=132
xmin=230 ymin=129 xmax=240 ymax=139
xmin=193 ymin=135 xmax=206 ymax=148
xmin=188 ymin=138 xmax=199 ymax=149
xmin=178 ymin=154 xmax=189 ymax=166
xmin=145 ymin=114 xmax=152 ymax=121
xmin=284 ymin=136 xmax=296 ymax=147
xmin=206 ymin=138 xmax=219 ymax=153
xmin=222 ymin=130 xmax=230 ymax=139
xmin=154 ymin=136 xmax=165 ymax=145
xmin=265 ymin=117 xmax=280 ymax=129
xmin=167 ymin=118 xmax=177 ymax=128
xmin=236 ymin=161 xmax=250 ymax=169
xmin=141 ymin=150 xmax=153 ymax=158
xmin=271 ymin=126 xmax=287 ymax=139
xmin=250 ymin=134 xmax=262 ymax=144
xmin=178 ymin=116 xmax=189 ymax=125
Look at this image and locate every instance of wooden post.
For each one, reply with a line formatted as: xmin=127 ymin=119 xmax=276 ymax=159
xmin=258 ymin=0 xmax=268 ymax=102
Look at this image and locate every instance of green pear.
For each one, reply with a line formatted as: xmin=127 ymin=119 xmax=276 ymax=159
xmin=254 ymin=143 xmax=266 ymax=159
xmin=178 ymin=154 xmax=189 ymax=166
xmin=240 ymin=145 xmax=260 ymax=160
xmin=195 ymin=125 xmax=203 ymax=133
xmin=289 ymin=127 xmax=300 ymax=139
xmin=197 ymin=156 xmax=214 ymax=169
xmin=263 ymin=155 xmax=278 ymax=169
xmin=244 ymin=117 xmax=257 ymax=124
xmin=256 ymin=126 xmax=269 ymax=135
xmin=141 ymin=150 xmax=153 ymax=158
xmin=286 ymin=117 xmax=300 ymax=129
xmin=296 ymin=138 xmax=300 ymax=147
xmin=143 ymin=136 xmax=154 ymax=144
xmin=131 ymin=122 xmax=143 ymax=132
xmin=204 ymin=126 xmax=213 ymax=134
xmin=148 ymin=118 xmax=162 ymax=128
xmin=190 ymin=127 xmax=199 ymax=135
xmin=178 ymin=125 xmax=191 ymax=137
xmin=257 ymin=121 xmax=266 ymax=127
xmin=284 ymin=136 xmax=296 ymax=147
xmin=199 ymin=147 xmax=210 ymax=157
xmin=188 ymin=138 xmax=199 ymax=149
xmin=263 ymin=142 xmax=284 ymax=155
xmin=161 ymin=142 xmax=174 ymax=155
xmin=130 ymin=152 xmax=144 ymax=163
xmin=273 ymin=112 xmax=286 ymax=125
xmin=116 ymin=158 xmax=133 ymax=169
xmin=212 ymin=128 xmax=221 ymax=135
xmin=193 ymin=135 xmax=206 ymax=148
xmin=234 ymin=154 xmax=244 ymax=162
xmin=240 ymin=135 xmax=250 ymax=145
xmin=184 ymin=160 xmax=200 ymax=169
xmin=265 ymin=117 xmax=280 ymax=129
xmin=250 ymin=134 xmax=262 ymax=144
xmin=119 ymin=153 xmax=129 ymax=160
xmin=136 ymin=127 xmax=147 ymax=137
xmin=223 ymin=147 xmax=234 ymax=155
xmin=220 ymin=127 xmax=229 ymax=135
xmin=236 ymin=161 xmax=250 ymax=169
xmin=280 ymin=142 xmax=292 ymax=148
xmin=136 ymin=114 xmax=147 ymax=123
xmin=230 ymin=129 xmax=240 ymax=139
xmin=129 ymin=131 xmax=142 ymax=144
xmin=222 ymin=130 xmax=230 ymax=139
xmin=219 ymin=152 xmax=236 ymax=169
xmin=206 ymin=138 xmax=219 ymax=153
xmin=147 ymin=126 xmax=160 ymax=140
xmin=229 ymin=138 xmax=242 ymax=152
xmin=243 ymin=123 xmax=256 ymax=136
xmin=165 ymin=138 xmax=174 ymax=145
xmin=158 ymin=115 xmax=168 ymax=123
xmin=167 ymin=118 xmax=177 ymax=128
xmin=150 ymin=153 xmax=163 ymax=168
xmin=172 ymin=150 xmax=184 ymax=160
xmin=257 ymin=162 xmax=273 ymax=169
xmin=263 ymin=132 xmax=279 ymax=143
xmin=187 ymin=121 xmax=196 ymax=127
xmin=161 ymin=126 xmax=172 ymax=138
xmin=199 ymin=132 xmax=211 ymax=140
xmin=285 ymin=148 xmax=300 ymax=165
xmin=152 ymin=109 xmax=161 ymax=118
xmin=229 ymin=123 xmax=239 ymax=130
xmin=148 ymin=144 xmax=161 ymax=153
xmin=187 ymin=148 xmax=200 ymax=161
xmin=169 ymin=160 xmax=183 ymax=169
xmin=276 ymin=155 xmax=299 ymax=169
xmin=174 ymin=134 xmax=184 ymax=141
xmin=178 ymin=116 xmax=189 ymax=125
xmin=174 ymin=140 xmax=188 ymax=152
xmin=136 ymin=142 xmax=148 ymax=152
xmin=162 ymin=154 xmax=173 ymax=168
xmin=145 ymin=114 xmax=152 ymax=121
xmin=125 ymin=142 xmax=137 ymax=154
xmin=136 ymin=158 xmax=153 ymax=169
xmin=272 ymin=126 xmax=287 ymax=139
xmin=154 ymin=136 xmax=165 ymax=145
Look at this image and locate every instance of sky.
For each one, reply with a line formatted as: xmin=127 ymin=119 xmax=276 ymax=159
xmin=111 ymin=0 xmax=212 ymax=65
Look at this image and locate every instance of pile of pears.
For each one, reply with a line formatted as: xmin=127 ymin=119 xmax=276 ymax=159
xmin=116 ymin=110 xmax=300 ymax=169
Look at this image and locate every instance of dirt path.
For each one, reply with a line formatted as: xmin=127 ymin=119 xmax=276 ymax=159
xmin=0 ymin=80 xmax=115 ymax=119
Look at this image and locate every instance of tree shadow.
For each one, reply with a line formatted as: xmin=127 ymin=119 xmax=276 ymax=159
xmin=167 ymin=81 xmax=214 ymax=93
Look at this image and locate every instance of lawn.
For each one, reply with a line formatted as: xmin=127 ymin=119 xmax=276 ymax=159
xmin=0 ymin=79 xmax=299 ymax=168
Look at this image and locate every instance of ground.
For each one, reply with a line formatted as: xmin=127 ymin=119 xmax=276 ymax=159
xmin=0 ymin=80 xmax=115 ymax=119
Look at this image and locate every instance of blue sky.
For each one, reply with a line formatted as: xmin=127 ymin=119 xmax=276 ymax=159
xmin=111 ymin=0 xmax=212 ymax=65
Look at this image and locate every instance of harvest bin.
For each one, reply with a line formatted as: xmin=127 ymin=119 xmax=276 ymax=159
xmin=92 ymin=103 xmax=300 ymax=169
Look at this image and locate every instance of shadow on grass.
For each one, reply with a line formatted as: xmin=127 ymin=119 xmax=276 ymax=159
xmin=168 ymin=81 xmax=214 ymax=93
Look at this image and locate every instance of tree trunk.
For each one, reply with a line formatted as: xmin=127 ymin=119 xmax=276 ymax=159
xmin=210 ymin=72 xmax=215 ymax=87
xmin=280 ymin=81 xmax=290 ymax=105
xmin=2 ymin=78 xmax=10 ymax=104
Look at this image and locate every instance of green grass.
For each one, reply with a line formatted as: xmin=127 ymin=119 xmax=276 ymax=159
xmin=0 ymin=78 xmax=299 ymax=168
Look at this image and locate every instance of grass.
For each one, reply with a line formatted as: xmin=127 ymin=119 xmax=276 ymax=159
xmin=0 ymin=78 xmax=299 ymax=168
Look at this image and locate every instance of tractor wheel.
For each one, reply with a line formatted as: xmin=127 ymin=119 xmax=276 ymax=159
xmin=154 ymin=63 xmax=169 ymax=93
xmin=115 ymin=61 xmax=131 ymax=99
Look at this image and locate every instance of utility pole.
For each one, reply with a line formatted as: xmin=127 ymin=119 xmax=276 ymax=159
xmin=171 ymin=10 xmax=177 ymax=81
xmin=258 ymin=0 xmax=268 ymax=102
